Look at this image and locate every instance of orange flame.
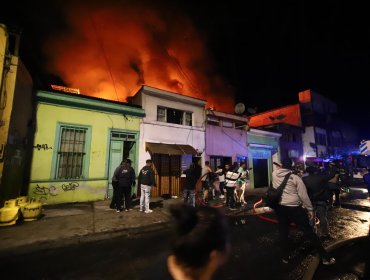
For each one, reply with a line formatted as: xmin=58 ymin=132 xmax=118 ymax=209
xmin=43 ymin=2 xmax=235 ymax=112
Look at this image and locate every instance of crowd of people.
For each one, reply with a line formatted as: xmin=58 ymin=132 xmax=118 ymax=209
xmin=111 ymin=156 xmax=358 ymax=273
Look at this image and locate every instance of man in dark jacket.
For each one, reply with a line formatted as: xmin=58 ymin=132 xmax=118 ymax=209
xmin=183 ymin=162 xmax=202 ymax=207
xmin=112 ymin=159 xmax=136 ymax=212
xmin=138 ymin=159 xmax=156 ymax=213
xmin=110 ymin=160 xmax=124 ymax=210
xmin=303 ymin=165 xmax=334 ymax=240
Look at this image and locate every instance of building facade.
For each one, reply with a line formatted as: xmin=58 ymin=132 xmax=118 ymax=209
xmin=247 ymin=129 xmax=281 ymax=188
xmin=299 ymin=89 xmax=345 ymax=162
xmin=130 ymin=86 xmax=206 ymax=197
xmin=204 ymin=109 xmax=248 ymax=170
xmin=28 ymin=90 xmax=144 ymax=204
xmin=248 ymin=104 xmax=303 ymax=163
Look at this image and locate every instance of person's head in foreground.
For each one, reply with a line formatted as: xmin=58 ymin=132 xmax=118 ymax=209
xmin=167 ymin=204 xmax=230 ymax=280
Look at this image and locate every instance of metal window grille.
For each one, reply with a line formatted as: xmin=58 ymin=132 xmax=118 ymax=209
xmin=57 ymin=127 xmax=87 ymax=179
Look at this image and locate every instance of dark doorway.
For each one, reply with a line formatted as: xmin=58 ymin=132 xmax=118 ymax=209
xmin=253 ymin=158 xmax=269 ymax=188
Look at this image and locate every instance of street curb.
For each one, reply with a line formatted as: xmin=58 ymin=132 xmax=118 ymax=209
xmin=302 ymin=236 xmax=370 ymax=280
xmin=0 ymin=221 xmax=171 ymax=258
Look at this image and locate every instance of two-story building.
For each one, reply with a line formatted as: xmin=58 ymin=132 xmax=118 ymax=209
xmin=130 ymin=86 xmax=206 ymax=197
xmin=248 ymin=104 xmax=303 ymax=164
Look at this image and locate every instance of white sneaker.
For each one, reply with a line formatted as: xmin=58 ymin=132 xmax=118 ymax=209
xmin=219 ymin=195 xmax=225 ymax=199
xmin=145 ymin=209 xmax=153 ymax=214
xmin=139 ymin=209 xmax=144 ymax=212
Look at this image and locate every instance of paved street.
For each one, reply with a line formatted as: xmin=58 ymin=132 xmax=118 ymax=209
xmin=0 ymin=193 xmax=369 ymax=280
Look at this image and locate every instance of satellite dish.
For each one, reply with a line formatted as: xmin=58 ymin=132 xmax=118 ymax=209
xmin=234 ymin=103 xmax=245 ymax=114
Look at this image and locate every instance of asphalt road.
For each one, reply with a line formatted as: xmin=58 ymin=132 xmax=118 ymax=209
xmin=313 ymin=236 xmax=370 ymax=279
xmin=0 ymin=207 xmax=369 ymax=280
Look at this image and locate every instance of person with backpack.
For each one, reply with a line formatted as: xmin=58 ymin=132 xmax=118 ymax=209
xmin=138 ymin=159 xmax=156 ymax=213
xmin=272 ymin=158 xmax=335 ymax=266
xmin=112 ymin=159 xmax=136 ymax=212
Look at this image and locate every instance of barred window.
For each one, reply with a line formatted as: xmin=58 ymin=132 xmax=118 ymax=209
xmin=56 ymin=126 xmax=87 ymax=179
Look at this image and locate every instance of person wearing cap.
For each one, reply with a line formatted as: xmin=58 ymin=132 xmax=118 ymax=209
xmin=272 ymin=158 xmax=335 ymax=265
xmin=112 ymin=158 xmax=136 ymax=212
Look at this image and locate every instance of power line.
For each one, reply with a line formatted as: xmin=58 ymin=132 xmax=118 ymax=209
xmin=89 ymin=14 xmax=120 ymax=102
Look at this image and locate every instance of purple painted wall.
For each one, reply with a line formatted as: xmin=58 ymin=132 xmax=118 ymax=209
xmin=205 ymin=125 xmax=248 ymax=159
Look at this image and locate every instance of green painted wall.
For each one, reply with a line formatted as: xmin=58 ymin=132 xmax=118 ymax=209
xmin=28 ymin=92 xmax=143 ymax=204
xmin=248 ymin=134 xmax=279 ymax=148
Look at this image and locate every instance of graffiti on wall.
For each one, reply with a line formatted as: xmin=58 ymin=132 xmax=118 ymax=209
xmin=33 ymin=144 xmax=53 ymax=151
xmin=61 ymin=182 xmax=79 ymax=192
xmin=33 ymin=184 xmax=58 ymax=196
xmin=32 ymin=181 xmax=80 ymax=201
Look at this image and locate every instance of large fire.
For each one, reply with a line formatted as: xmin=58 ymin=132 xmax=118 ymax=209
xmin=43 ymin=1 xmax=235 ymax=112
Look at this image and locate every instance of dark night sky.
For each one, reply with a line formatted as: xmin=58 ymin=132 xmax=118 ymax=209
xmin=1 ymin=0 xmax=370 ymax=138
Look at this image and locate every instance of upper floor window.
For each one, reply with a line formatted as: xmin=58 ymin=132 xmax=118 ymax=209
xmin=56 ymin=125 xmax=88 ymax=179
xmin=157 ymin=106 xmax=192 ymax=126
xmin=222 ymin=120 xmax=233 ymax=128
xmin=207 ymin=116 xmax=220 ymax=126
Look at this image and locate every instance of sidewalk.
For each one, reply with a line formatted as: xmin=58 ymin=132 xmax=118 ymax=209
xmin=0 ymin=197 xmax=181 ymax=257
xmin=0 ymin=186 xmax=368 ymax=258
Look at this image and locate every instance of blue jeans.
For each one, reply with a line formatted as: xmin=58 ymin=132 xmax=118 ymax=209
xmin=140 ymin=184 xmax=152 ymax=211
xmin=183 ymin=189 xmax=196 ymax=207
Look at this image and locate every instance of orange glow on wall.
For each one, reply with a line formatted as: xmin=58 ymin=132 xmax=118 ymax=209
xmin=248 ymin=104 xmax=302 ymax=127
xmin=43 ymin=2 xmax=234 ymax=113
xmin=299 ymin=89 xmax=311 ymax=104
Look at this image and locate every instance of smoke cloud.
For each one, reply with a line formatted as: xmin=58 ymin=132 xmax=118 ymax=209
xmin=43 ymin=0 xmax=235 ymax=112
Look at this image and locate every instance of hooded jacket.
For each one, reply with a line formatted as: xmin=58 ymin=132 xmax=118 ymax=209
xmin=272 ymin=168 xmax=313 ymax=211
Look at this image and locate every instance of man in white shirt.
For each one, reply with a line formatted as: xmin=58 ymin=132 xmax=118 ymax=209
xmin=272 ymin=158 xmax=335 ymax=266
